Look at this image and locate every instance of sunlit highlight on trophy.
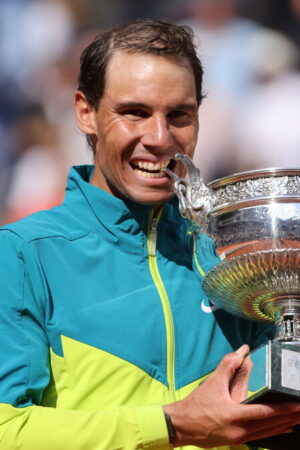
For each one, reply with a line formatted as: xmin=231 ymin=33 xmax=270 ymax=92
xmin=168 ymin=154 xmax=300 ymax=449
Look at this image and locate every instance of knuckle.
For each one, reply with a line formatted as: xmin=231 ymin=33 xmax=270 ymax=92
xmin=221 ymin=412 xmax=238 ymax=430
xmin=257 ymin=405 xmax=274 ymax=420
xmin=226 ymin=428 xmax=247 ymax=445
xmin=222 ymin=353 xmax=235 ymax=365
xmin=223 ymin=353 xmax=233 ymax=362
xmin=231 ymin=434 xmax=246 ymax=445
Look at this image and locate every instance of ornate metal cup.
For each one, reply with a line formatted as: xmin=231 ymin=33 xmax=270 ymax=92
xmin=169 ymin=154 xmax=300 ymax=449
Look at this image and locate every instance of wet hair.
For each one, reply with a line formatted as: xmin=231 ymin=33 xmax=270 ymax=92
xmin=77 ymin=19 xmax=204 ymax=150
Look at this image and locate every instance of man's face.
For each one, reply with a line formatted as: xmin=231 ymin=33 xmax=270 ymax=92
xmin=76 ymin=51 xmax=199 ymax=205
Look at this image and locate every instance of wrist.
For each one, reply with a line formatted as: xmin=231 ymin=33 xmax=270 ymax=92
xmin=163 ymin=403 xmax=186 ymax=448
xmin=164 ymin=410 xmax=175 ymax=446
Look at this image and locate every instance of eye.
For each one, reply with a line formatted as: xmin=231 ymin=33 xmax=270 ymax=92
xmin=122 ymin=109 xmax=149 ymax=119
xmin=168 ymin=110 xmax=190 ymax=125
xmin=168 ymin=110 xmax=188 ymax=119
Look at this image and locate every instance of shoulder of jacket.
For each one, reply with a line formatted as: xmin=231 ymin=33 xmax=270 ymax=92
xmin=0 ymin=204 xmax=92 ymax=245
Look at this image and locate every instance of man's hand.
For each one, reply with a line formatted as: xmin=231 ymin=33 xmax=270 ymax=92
xmin=164 ymin=345 xmax=300 ymax=448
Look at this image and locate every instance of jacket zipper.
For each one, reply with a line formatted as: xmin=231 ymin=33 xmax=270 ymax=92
xmin=147 ymin=209 xmax=176 ymax=396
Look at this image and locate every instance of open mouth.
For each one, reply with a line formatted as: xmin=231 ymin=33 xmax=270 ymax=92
xmin=130 ymin=159 xmax=175 ymax=179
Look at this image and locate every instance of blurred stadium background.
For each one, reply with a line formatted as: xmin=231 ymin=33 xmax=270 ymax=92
xmin=0 ymin=0 xmax=299 ymax=224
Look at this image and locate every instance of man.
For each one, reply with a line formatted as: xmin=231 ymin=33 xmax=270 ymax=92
xmin=0 ymin=19 xmax=300 ymax=450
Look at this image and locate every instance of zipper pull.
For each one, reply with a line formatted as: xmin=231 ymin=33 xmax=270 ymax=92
xmin=148 ymin=218 xmax=157 ymax=256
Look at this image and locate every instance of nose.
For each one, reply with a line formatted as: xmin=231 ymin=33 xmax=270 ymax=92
xmin=140 ymin=115 xmax=174 ymax=149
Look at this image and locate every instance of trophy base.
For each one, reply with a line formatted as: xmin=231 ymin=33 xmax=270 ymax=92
xmin=244 ymin=340 xmax=300 ymax=449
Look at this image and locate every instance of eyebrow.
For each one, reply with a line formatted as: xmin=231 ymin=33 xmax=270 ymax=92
xmin=115 ymin=102 xmax=149 ymax=109
xmin=172 ymin=103 xmax=198 ymax=112
xmin=115 ymin=102 xmax=198 ymax=111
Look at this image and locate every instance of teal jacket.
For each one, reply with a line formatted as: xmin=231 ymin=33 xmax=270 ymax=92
xmin=0 ymin=166 xmax=273 ymax=449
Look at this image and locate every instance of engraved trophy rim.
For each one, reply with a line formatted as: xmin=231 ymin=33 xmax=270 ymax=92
xmin=208 ymin=167 xmax=300 ymax=189
xmin=210 ymin=195 xmax=300 ymax=215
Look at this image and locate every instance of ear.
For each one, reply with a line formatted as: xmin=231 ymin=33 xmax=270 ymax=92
xmin=74 ymin=91 xmax=97 ymax=134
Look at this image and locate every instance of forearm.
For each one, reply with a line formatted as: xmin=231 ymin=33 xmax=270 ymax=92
xmin=0 ymin=403 xmax=170 ymax=450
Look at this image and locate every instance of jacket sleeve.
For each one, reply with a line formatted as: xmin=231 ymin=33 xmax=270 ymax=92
xmin=0 ymin=229 xmax=170 ymax=450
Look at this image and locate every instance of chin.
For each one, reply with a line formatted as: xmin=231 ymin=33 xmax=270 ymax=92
xmin=129 ymin=192 xmax=175 ymax=206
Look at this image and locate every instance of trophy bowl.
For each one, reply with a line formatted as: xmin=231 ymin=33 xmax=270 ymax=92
xmin=202 ymin=249 xmax=300 ymax=329
xmin=169 ymin=154 xmax=300 ymax=449
xmin=170 ymin=154 xmax=300 ymax=339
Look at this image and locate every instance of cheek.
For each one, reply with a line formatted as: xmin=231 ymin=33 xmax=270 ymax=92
xmin=189 ymin=125 xmax=199 ymax=150
xmin=107 ymin=120 xmax=140 ymax=141
xmin=105 ymin=125 xmax=140 ymax=156
xmin=177 ymin=127 xmax=198 ymax=150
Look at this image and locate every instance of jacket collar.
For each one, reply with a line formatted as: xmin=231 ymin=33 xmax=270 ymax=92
xmin=63 ymin=165 xmax=178 ymax=256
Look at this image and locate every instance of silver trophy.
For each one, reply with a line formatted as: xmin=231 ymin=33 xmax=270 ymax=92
xmin=169 ymin=154 xmax=300 ymax=449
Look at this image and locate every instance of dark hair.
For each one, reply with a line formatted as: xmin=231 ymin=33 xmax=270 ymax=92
xmin=78 ymin=19 xmax=204 ymax=149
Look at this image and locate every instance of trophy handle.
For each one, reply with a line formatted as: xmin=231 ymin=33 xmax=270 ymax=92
xmin=167 ymin=154 xmax=213 ymax=230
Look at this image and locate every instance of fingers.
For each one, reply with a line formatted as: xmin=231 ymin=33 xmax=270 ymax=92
xmin=262 ymin=402 xmax=300 ymax=417
xmin=242 ymin=424 xmax=294 ymax=445
xmin=219 ymin=409 xmax=300 ymax=445
xmin=229 ymin=425 xmax=293 ymax=447
xmin=240 ymin=411 xmax=300 ymax=435
xmin=236 ymin=401 xmax=300 ymax=422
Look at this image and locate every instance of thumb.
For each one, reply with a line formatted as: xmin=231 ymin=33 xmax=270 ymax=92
xmin=213 ymin=344 xmax=250 ymax=387
xmin=235 ymin=344 xmax=250 ymax=358
xmin=230 ymin=352 xmax=253 ymax=403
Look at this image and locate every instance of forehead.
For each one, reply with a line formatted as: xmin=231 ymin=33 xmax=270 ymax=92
xmin=103 ymin=51 xmax=197 ymax=102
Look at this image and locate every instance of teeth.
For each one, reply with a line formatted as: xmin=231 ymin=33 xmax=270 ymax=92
xmin=135 ymin=169 xmax=165 ymax=179
xmin=134 ymin=160 xmax=170 ymax=171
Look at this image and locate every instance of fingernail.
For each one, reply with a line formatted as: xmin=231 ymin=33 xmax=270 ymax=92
xmin=235 ymin=345 xmax=248 ymax=355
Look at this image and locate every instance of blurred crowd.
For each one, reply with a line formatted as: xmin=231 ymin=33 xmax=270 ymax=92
xmin=0 ymin=0 xmax=299 ymax=224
